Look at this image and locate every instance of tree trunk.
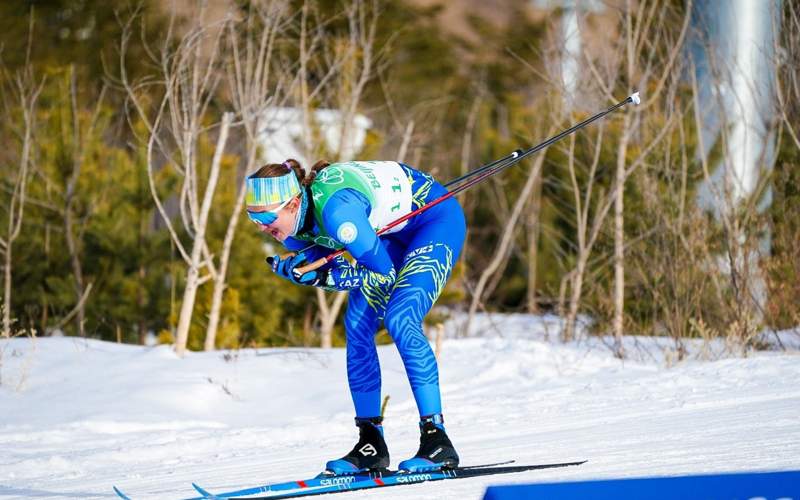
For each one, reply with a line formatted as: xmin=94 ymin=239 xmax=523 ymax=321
xmin=317 ymin=288 xmax=347 ymax=348
xmin=62 ymin=67 xmax=95 ymax=338
xmin=464 ymin=152 xmax=546 ymax=336
xmin=3 ymin=246 xmax=11 ymax=337
xmin=174 ymin=113 xmax=233 ymax=357
xmin=563 ymin=254 xmax=587 ymax=342
xmin=137 ymin=164 xmax=147 ymax=345
xmin=303 ymin=303 xmax=314 ymax=347
xmin=613 ymin=116 xmax=630 ymax=357
xmin=63 ymin=209 xmax=86 ymax=337
xmin=204 ymin=280 xmax=225 ymax=351
xmin=526 ymin=174 xmax=543 ymax=313
xmin=204 ymin=178 xmax=248 ymax=351
xmin=1 ymin=73 xmax=38 ymax=337
xmin=396 ymin=120 xmax=415 ymax=163
xmin=175 ymin=260 xmax=202 ymax=356
xmin=137 ymin=263 xmax=147 ymax=345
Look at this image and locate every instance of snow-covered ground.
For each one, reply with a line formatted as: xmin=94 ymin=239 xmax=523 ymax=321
xmin=2 ymin=314 xmax=799 ymax=499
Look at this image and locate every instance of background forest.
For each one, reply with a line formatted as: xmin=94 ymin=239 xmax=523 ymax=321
xmin=1 ymin=0 xmax=798 ymax=358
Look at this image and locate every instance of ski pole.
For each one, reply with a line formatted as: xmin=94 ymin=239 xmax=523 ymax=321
xmin=279 ymin=150 xmax=524 ymax=260
xmin=283 ymin=152 xmax=523 ymax=271
xmin=444 ymin=149 xmax=524 ymax=188
xmin=445 ymin=92 xmax=640 ymax=189
xmin=292 ymin=92 xmax=641 ymax=275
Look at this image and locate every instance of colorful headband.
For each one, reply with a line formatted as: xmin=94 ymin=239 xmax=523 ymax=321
xmin=245 ymin=168 xmax=301 ymax=206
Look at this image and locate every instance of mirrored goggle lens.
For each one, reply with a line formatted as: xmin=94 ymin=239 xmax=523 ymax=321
xmin=247 ymin=210 xmax=278 ymax=226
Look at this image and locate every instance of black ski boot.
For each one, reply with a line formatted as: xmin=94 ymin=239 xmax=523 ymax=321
xmin=325 ymin=416 xmax=390 ymax=474
xmin=398 ymin=414 xmax=460 ymax=472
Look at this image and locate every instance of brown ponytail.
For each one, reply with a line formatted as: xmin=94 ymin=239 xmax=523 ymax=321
xmin=305 ymin=160 xmax=331 ymax=186
xmin=250 ymin=158 xmax=331 ymax=187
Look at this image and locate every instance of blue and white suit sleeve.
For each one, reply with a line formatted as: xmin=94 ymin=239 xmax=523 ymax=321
xmin=283 ymin=236 xmax=331 ymax=266
xmin=320 ymin=189 xmax=397 ymax=291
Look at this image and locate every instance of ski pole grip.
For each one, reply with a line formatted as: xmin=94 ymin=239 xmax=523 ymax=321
xmin=265 ymin=251 xmax=296 ymax=266
xmin=295 ymin=256 xmax=329 ymax=275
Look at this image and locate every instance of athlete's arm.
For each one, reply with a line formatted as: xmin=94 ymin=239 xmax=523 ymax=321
xmin=322 ymin=189 xmax=395 ymax=275
xmin=312 ymin=189 xmax=396 ymax=291
xmin=283 ymin=236 xmax=332 ymax=265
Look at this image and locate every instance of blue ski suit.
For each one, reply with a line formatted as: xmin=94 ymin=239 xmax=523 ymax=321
xmin=283 ymin=162 xmax=467 ymax=418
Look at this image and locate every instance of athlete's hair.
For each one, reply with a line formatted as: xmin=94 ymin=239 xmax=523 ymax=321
xmin=250 ymin=159 xmax=331 ymax=187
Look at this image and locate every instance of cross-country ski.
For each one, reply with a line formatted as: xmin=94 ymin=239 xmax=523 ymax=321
xmin=186 ymin=461 xmax=586 ymax=500
xmin=183 ymin=461 xmax=586 ymax=500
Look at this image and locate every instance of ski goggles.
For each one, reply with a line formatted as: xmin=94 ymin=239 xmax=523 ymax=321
xmin=246 ymin=196 xmax=293 ymax=226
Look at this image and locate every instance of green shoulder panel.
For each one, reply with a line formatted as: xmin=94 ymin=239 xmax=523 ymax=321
xmin=297 ymin=161 xmax=412 ymax=249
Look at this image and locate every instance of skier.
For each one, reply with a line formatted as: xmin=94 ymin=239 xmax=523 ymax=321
xmin=245 ymin=159 xmax=467 ymax=474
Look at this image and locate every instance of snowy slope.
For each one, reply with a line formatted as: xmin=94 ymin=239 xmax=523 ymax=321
xmin=2 ymin=317 xmax=799 ymax=500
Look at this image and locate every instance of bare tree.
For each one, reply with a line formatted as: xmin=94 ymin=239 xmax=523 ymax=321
xmin=454 ymin=84 xmax=486 ymax=290
xmin=667 ymin=0 xmax=785 ymax=355
xmin=289 ymin=0 xmax=383 ymax=348
xmin=525 ymin=167 xmax=543 ymax=314
xmin=319 ymin=0 xmax=382 ymax=348
xmin=618 ymin=0 xmax=689 ymax=354
xmin=120 ymin=7 xmax=234 ymax=356
xmin=625 ymin=110 xmax=715 ymax=358
xmin=775 ymin=1 xmax=800 ymax=154
xmin=292 ymin=0 xmax=346 ymax=349
xmin=558 ymin=110 xmax=677 ymax=342
xmin=576 ymin=0 xmax=690 ymax=351
xmin=560 ymin=128 xmax=603 ymax=342
xmin=764 ymin=0 xmax=800 ymax=332
xmin=688 ymin=64 xmax=769 ymax=355
xmin=463 ymin=140 xmax=550 ymax=337
xmin=335 ymin=0 xmax=380 ymax=161
xmin=202 ymin=0 xmax=290 ymax=351
xmin=57 ymin=67 xmax=107 ymax=337
xmin=0 ymin=31 xmax=44 ymax=337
